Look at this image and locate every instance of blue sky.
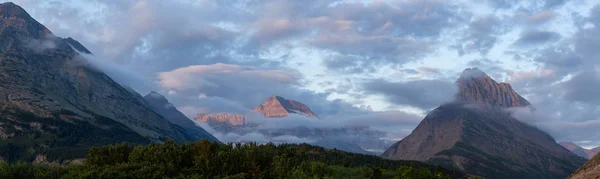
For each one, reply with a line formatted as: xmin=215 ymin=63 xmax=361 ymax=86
xmin=7 ymin=0 xmax=600 ymax=148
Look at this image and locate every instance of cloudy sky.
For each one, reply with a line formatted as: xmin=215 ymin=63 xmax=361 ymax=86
xmin=7 ymin=0 xmax=600 ymax=148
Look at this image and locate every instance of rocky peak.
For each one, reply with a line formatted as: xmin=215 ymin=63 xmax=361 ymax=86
xmin=195 ymin=113 xmax=246 ymax=126
xmin=64 ymin=37 xmax=92 ymax=54
xmin=456 ymin=68 xmax=531 ymax=108
xmin=144 ymin=91 xmax=169 ymax=104
xmin=253 ymin=96 xmax=317 ymax=118
xmin=0 ymin=2 xmax=53 ymax=39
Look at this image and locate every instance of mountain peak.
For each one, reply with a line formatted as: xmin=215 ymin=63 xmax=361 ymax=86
xmin=253 ymin=96 xmax=317 ymax=118
xmin=459 ymin=68 xmax=488 ymax=79
xmin=456 ymin=68 xmax=531 ymax=108
xmin=64 ymin=37 xmax=92 ymax=54
xmin=0 ymin=2 xmax=53 ymax=39
xmin=144 ymin=91 xmax=168 ymax=103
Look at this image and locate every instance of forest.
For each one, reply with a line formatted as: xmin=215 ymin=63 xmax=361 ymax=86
xmin=0 ymin=140 xmax=466 ymax=179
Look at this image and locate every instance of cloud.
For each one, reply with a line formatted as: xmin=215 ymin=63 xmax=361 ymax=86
xmin=513 ymin=30 xmax=561 ymax=47
xmin=561 ymin=70 xmax=600 ymax=104
xmin=362 ymin=79 xmax=458 ymax=110
xmin=157 ymin=63 xmax=366 ymax=118
xmin=157 ymin=63 xmax=302 ymax=90
xmin=195 ymin=109 xmax=422 ymax=152
xmin=459 ymin=15 xmax=506 ymax=54
xmin=504 ymin=5 xmax=600 ymax=146
xmin=72 ymin=53 xmax=158 ymax=94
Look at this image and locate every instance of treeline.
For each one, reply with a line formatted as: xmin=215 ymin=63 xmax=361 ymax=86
xmin=0 ymin=140 xmax=465 ymax=179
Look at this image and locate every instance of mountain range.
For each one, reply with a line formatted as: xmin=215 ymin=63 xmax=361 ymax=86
xmin=560 ymin=142 xmax=600 ymax=159
xmin=0 ymin=2 xmax=216 ymax=163
xmin=382 ymin=68 xmax=586 ymax=179
xmin=0 ymin=2 xmax=596 ymax=178
xmin=196 ymin=95 xmax=390 ymax=155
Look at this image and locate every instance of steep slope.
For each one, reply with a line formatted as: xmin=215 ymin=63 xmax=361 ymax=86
xmin=143 ymin=91 xmax=219 ymax=142
xmin=590 ymin=147 xmax=600 ymax=158
xmin=253 ymin=96 xmax=317 ymax=118
xmin=560 ymin=142 xmax=597 ymax=159
xmin=0 ymin=2 xmax=194 ymax=162
xmin=569 ymin=154 xmax=600 ymax=179
xmin=382 ymin=68 xmax=585 ymax=179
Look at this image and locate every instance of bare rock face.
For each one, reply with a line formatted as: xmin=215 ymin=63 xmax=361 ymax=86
xmin=196 ymin=113 xmax=246 ymax=126
xmin=0 ymin=2 xmax=197 ymax=162
xmin=456 ymin=68 xmax=531 ymax=108
xmin=195 ymin=113 xmax=246 ymax=134
xmin=143 ymin=91 xmax=219 ymax=142
xmin=253 ymin=96 xmax=317 ymax=118
xmin=569 ymin=154 xmax=600 ymax=179
xmin=382 ymin=68 xmax=585 ymax=179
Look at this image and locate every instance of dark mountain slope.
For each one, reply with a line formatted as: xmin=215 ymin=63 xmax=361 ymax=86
xmin=143 ymin=91 xmax=219 ymax=142
xmin=382 ymin=68 xmax=585 ymax=179
xmin=569 ymin=153 xmax=600 ymax=179
xmin=0 ymin=2 xmax=205 ymax=162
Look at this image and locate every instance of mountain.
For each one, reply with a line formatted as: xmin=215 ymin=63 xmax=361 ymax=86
xmin=561 ymin=142 xmax=593 ymax=159
xmin=196 ymin=113 xmax=246 ymax=126
xmin=143 ymin=91 xmax=218 ymax=142
xmin=569 ymin=153 xmax=600 ymax=179
xmin=194 ymin=96 xmax=390 ymax=155
xmin=0 ymin=2 xmax=203 ymax=162
xmin=195 ymin=113 xmax=247 ymax=134
xmin=560 ymin=142 xmax=600 ymax=159
xmin=253 ymin=96 xmax=317 ymax=118
xmin=382 ymin=68 xmax=586 ymax=179
xmin=456 ymin=68 xmax=531 ymax=108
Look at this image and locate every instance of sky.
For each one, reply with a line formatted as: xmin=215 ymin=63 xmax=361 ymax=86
xmin=6 ymin=0 xmax=600 ymax=148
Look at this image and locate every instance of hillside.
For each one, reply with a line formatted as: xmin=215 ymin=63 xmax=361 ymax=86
xmin=569 ymin=153 xmax=600 ymax=179
xmin=382 ymin=68 xmax=585 ymax=179
xmin=0 ymin=2 xmax=216 ymax=163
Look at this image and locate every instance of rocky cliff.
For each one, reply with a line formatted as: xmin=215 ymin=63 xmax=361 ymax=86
xmin=382 ymin=68 xmax=585 ymax=179
xmin=456 ymin=68 xmax=531 ymax=108
xmin=569 ymin=153 xmax=600 ymax=179
xmin=0 ymin=2 xmax=200 ymax=162
xmin=253 ymin=96 xmax=317 ymax=118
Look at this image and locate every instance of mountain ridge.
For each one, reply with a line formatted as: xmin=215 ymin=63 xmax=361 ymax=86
xmin=382 ymin=68 xmax=585 ymax=179
xmin=0 ymin=2 xmax=215 ymax=162
xmin=253 ymin=96 xmax=318 ymax=118
xmin=143 ymin=91 xmax=219 ymax=142
xmin=560 ymin=142 xmax=600 ymax=159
